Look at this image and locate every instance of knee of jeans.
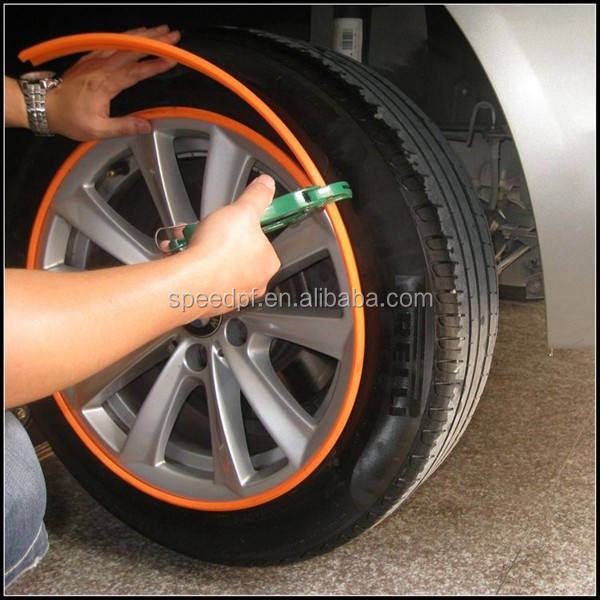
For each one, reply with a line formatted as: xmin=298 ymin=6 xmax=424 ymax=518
xmin=13 ymin=463 xmax=47 ymax=525
xmin=5 ymin=413 xmax=47 ymax=535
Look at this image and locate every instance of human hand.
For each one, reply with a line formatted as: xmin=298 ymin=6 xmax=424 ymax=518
xmin=172 ymin=175 xmax=281 ymax=316
xmin=45 ymin=25 xmax=181 ymax=140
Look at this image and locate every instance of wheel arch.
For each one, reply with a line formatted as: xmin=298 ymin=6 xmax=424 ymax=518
xmin=448 ymin=5 xmax=595 ymax=348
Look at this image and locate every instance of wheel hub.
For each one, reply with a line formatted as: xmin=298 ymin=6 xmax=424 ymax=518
xmin=186 ymin=315 xmax=223 ymax=337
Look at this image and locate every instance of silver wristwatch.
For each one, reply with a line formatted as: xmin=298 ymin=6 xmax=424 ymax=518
xmin=19 ymin=71 xmax=62 ymax=136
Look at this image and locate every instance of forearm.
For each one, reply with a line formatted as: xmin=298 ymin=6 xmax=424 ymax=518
xmin=5 ymin=254 xmax=206 ymax=407
xmin=5 ymin=174 xmax=278 ymax=408
xmin=4 ymin=76 xmax=28 ymax=129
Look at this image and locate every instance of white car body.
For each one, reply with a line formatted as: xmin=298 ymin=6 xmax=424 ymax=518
xmin=448 ymin=5 xmax=595 ymax=348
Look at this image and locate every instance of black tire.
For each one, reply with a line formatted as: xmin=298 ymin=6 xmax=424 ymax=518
xmin=20 ymin=29 xmax=498 ymax=565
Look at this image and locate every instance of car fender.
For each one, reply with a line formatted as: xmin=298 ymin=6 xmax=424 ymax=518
xmin=448 ymin=5 xmax=595 ymax=348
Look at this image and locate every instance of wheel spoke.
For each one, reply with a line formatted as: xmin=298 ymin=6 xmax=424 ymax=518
xmin=74 ymin=332 xmax=177 ymax=412
xmin=46 ymin=264 xmax=82 ymax=273
xmin=119 ymin=342 xmax=195 ymax=467
xmin=200 ymin=126 xmax=253 ymax=218
xmin=221 ymin=335 xmax=316 ymax=468
xmin=130 ymin=131 xmax=197 ymax=226
xmin=271 ymin=215 xmax=333 ymax=283
xmin=204 ymin=348 xmax=255 ymax=492
xmin=53 ymin=184 xmax=158 ymax=264
xmin=240 ymin=308 xmax=351 ymax=360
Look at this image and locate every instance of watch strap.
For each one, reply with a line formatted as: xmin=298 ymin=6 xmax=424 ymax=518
xmin=19 ymin=76 xmax=61 ymax=136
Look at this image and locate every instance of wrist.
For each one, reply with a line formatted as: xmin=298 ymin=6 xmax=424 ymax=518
xmin=44 ymin=85 xmax=62 ymax=136
xmin=165 ymin=251 xmax=216 ymax=325
xmin=18 ymin=71 xmax=62 ymax=136
xmin=5 ymin=77 xmax=29 ymax=129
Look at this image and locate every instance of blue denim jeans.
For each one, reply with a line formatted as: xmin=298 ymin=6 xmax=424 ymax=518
xmin=4 ymin=411 xmax=49 ymax=588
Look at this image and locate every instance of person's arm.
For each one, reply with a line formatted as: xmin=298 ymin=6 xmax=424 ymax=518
xmin=5 ymin=24 xmax=181 ymax=139
xmin=5 ymin=175 xmax=280 ymax=408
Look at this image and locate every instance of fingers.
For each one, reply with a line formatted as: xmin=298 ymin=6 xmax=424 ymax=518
xmin=125 ymin=25 xmax=167 ymax=36
xmin=93 ymin=116 xmax=152 ymax=138
xmin=103 ymin=57 xmax=178 ymax=98
xmin=234 ymin=175 xmax=276 ymax=219
xmin=73 ymin=26 xmax=162 ymax=63
xmin=158 ymin=224 xmax=187 ymax=253
xmin=103 ymin=29 xmax=181 ymax=70
xmin=71 ymin=25 xmax=180 ymax=68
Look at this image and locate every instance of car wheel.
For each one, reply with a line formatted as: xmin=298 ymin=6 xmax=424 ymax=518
xmin=22 ymin=29 xmax=498 ymax=565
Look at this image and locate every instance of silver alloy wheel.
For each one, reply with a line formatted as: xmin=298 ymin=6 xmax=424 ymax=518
xmin=34 ymin=116 xmax=356 ymax=503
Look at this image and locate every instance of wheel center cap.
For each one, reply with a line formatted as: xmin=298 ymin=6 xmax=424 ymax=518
xmin=186 ymin=315 xmax=222 ymax=337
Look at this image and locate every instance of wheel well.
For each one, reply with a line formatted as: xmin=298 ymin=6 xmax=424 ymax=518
xmin=310 ymin=6 xmax=542 ymax=301
xmin=310 ymin=6 xmax=505 ymax=132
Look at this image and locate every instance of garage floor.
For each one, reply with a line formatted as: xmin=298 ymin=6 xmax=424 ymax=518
xmin=6 ymin=300 xmax=595 ymax=595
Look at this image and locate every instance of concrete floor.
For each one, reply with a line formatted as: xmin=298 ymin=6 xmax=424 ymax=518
xmin=5 ymin=301 xmax=596 ymax=595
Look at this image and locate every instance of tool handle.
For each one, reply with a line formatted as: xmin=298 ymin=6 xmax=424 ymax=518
xmin=167 ymin=181 xmax=352 ymax=252
xmin=168 ymin=223 xmax=198 ymax=252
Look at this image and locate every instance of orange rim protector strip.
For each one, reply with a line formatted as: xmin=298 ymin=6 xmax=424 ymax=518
xmin=22 ymin=34 xmax=365 ymax=510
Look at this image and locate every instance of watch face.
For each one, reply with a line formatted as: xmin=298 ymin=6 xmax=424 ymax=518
xmin=20 ymin=70 xmax=56 ymax=83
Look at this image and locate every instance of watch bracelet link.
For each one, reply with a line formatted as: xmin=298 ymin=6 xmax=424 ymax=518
xmin=26 ymin=82 xmax=52 ymax=136
xmin=20 ymin=77 xmax=62 ymax=136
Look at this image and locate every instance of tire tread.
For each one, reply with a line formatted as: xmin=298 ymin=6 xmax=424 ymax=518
xmin=245 ymin=30 xmax=498 ymax=559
